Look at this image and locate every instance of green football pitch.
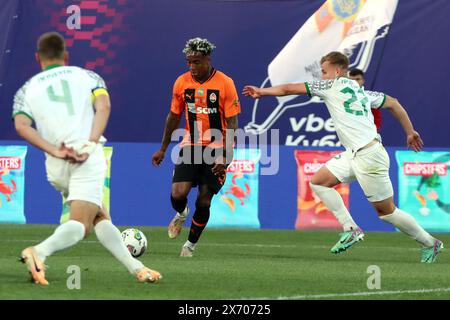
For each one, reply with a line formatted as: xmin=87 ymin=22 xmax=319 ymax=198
xmin=1 ymin=224 xmax=450 ymax=300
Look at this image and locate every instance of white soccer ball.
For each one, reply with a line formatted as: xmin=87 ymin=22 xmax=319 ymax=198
xmin=121 ymin=228 xmax=147 ymax=258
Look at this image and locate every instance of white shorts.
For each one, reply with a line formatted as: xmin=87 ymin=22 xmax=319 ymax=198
xmin=45 ymin=145 xmax=106 ymax=207
xmin=325 ymin=141 xmax=393 ymax=202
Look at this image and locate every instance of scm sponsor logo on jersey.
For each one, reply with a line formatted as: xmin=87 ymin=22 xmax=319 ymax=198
xmin=187 ymin=104 xmax=218 ymax=114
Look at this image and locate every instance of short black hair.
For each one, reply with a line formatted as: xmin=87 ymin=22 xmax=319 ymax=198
xmin=37 ymin=32 xmax=66 ymax=60
xmin=182 ymin=37 xmax=216 ymax=56
xmin=349 ymin=68 xmax=364 ymax=77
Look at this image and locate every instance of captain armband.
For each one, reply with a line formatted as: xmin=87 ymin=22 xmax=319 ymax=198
xmin=92 ymin=88 xmax=109 ymax=98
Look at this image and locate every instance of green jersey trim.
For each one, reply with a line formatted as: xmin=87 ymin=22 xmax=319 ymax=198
xmin=380 ymin=94 xmax=387 ymax=108
xmin=305 ymin=82 xmax=311 ymax=97
xmin=13 ymin=111 xmax=34 ymax=121
xmin=44 ymin=64 xmax=63 ymax=71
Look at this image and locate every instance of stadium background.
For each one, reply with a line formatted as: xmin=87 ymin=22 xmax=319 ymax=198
xmin=1 ymin=0 xmax=449 ymax=230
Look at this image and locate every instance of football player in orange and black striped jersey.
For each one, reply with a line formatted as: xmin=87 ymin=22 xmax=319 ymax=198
xmin=152 ymin=38 xmax=240 ymax=257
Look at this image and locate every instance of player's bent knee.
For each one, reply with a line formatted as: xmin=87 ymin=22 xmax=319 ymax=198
xmin=310 ymin=175 xmax=339 ymax=188
xmin=372 ymin=198 xmax=396 ymax=217
xmin=196 ymin=190 xmax=213 ymax=208
xmin=68 ymin=219 xmax=91 ymax=238
xmin=171 ymin=188 xmax=189 ymax=201
xmin=196 ymin=199 xmax=211 ymax=208
xmin=309 ymin=182 xmax=331 ymax=194
xmin=310 ymin=165 xmax=340 ymax=187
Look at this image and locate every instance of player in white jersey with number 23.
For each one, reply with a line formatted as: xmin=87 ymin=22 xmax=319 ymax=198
xmin=243 ymin=51 xmax=443 ymax=263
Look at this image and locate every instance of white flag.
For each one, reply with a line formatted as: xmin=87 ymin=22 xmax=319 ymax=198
xmin=268 ymin=0 xmax=398 ymax=102
xmin=338 ymin=0 xmax=398 ymax=51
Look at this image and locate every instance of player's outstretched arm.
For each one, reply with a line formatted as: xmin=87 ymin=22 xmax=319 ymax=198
xmin=384 ymin=95 xmax=424 ymax=152
xmin=242 ymin=83 xmax=308 ymax=99
xmin=152 ymin=111 xmax=181 ymax=166
xmin=14 ymin=114 xmax=69 ymax=158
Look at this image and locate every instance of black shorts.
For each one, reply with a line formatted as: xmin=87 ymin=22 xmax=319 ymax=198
xmin=172 ymin=146 xmax=225 ymax=194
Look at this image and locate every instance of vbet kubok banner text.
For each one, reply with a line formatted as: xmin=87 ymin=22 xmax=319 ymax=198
xmin=396 ymin=151 xmax=450 ymax=232
xmin=0 ymin=145 xmax=27 ymax=224
xmin=294 ymin=150 xmax=349 ymax=230
xmin=209 ymin=149 xmax=261 ymax=229
xmin=60 ymin=147 xmax=113 ymax=224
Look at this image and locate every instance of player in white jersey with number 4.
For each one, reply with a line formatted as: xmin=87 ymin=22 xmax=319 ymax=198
xmin=243 ymin=51 xmax=443 ymax=263
xmin=13 ymin=32 xmax=161 ymax=284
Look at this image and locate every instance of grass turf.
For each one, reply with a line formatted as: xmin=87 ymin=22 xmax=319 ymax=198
xmin=1 ymin=224 xmax=449 ymax=300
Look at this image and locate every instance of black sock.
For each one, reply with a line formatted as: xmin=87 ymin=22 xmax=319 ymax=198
xmin=188 ymin=204 xmax=210 ymax=244
xmin=171 ymin=195 xmax=187 ymax=214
